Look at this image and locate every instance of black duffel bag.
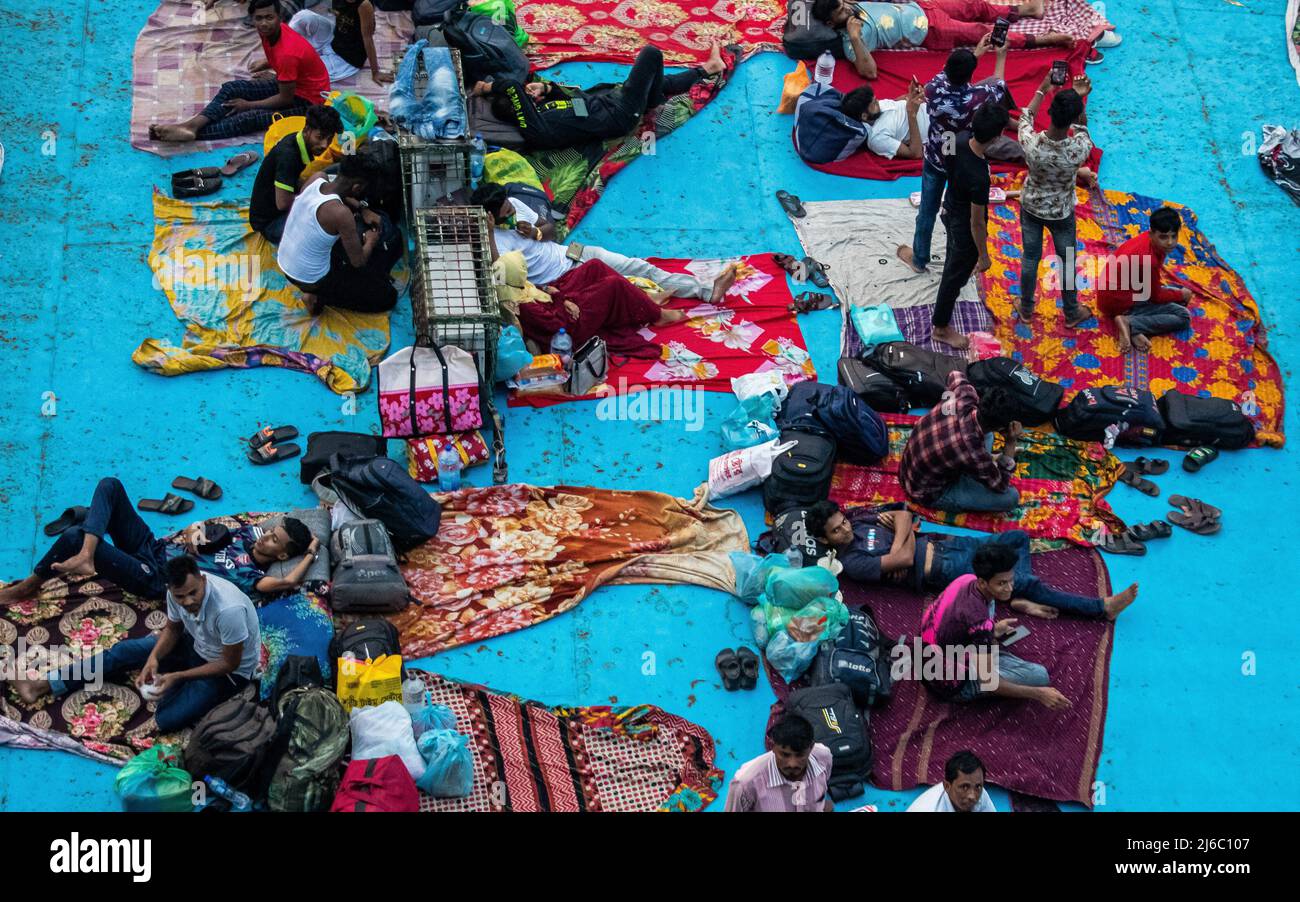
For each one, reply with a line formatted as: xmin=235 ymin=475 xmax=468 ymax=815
xmin=1157 ymin=390 xmax=1255 ymax=449
xmin=300 ymin=431 xmax=389 ymax=484
xmin=966 ymin=356 xmax=1064 ymax=426
xmin=868 ymin=341 xmax=968 ymax=408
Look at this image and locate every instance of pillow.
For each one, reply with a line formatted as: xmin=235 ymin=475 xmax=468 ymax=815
xmin=262 ymin=508 xmax=332 ymax=583
xmin=467 ymin=93 xmax=527 ymax=149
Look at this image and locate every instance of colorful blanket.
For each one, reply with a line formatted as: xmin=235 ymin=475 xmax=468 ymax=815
xmin=523 ymin=49 xmax=736 ymax=238
xmin=510 ymin=254 xmax=815 ymax=407
xmin=131 ymin=1 xmax=412 ymax=157
xmin=981 ymin=183 xmax=1285 ymax=447
xmin=385 ymin=484 xmax=748 ymax=658
xmin=408 ymin=669 xmax=721 ymax=811
xmin=802 ymin=42 xmax=1101 ymax=181
xmin=830 ymin=414 xmax=1126 ymax=546
xmin=132 ymin=192 xmax=399 ymax=394
xmin=766 ymin=545 xmax=1114 ymax=807
xmin=515 ymin=0 xmax=785 ymax=67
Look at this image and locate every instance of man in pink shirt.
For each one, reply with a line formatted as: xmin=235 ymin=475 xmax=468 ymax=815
xmin=724 ymin=715 xmax=835 ymax=812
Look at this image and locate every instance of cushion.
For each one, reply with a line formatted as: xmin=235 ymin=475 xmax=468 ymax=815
xmin=262 ymin=507 xmax=332 ymax=583
xmin=468 ymin=93 xmax=527 ymax=149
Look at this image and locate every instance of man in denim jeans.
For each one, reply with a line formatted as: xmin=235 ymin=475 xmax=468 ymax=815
xmin=13 ymin=556 xmax=260 ymax=732
xmin=897 ymin=34 xmax=1007 ymax=276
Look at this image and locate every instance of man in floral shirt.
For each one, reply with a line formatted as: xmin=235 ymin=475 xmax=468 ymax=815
xmin=170 ymin=516 xmax=319 ymax=599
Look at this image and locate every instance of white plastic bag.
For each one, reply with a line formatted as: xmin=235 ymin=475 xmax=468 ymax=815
xmin=707 ymin=439 xmax=797 ymax=499
xmin=349 ymin=700 xmax=425 ymax=779
xmin=731 ymin=372 xmax=789 ymax=406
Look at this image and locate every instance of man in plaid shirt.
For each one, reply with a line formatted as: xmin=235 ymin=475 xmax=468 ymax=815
xmin=899 ymin=370 xmax=1023 ymax=512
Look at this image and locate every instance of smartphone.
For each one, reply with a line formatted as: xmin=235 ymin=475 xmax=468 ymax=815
xmin=1000 ymin=625 xmax=1030 ymax=647
xmin=991 ymin=17 xmax=1010 ymax=47
xmin=1050 ymin=60 xmax=1068 ymax=86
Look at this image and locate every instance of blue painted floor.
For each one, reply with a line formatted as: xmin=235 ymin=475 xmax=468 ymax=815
xmin=0 ymin=0 xmax=1297 ymax=811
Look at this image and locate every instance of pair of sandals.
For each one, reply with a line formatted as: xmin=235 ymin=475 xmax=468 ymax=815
xmin=248 ymin=424 xmax=301 ymax=465
xmin=137 ymin=476 xmax=226 ymax=517
xmin=716 ymin=646 xmax=761 ymax=691
xmin=171 ymin=151 xmax=260 ymax=199
xmin=1100 ymin=519 xmax=1171 ymax=556
xmin=1118 ymin=456 xmax=1168 ymax=495
xmin=789 ymin=291 xmax=838 ymax=314
xmin=772 ymin=253 xmax=831 ymax=289
xmin=1166 ymin=495 xmax=1222 ymax=536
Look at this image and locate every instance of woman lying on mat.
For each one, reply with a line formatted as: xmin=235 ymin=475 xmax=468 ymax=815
xmin=493 ymin=251 xmax=684 ymax=359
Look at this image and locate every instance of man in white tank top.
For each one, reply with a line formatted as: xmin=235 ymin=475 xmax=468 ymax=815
xmin=276 ymin=153 xmax=400 ymax=316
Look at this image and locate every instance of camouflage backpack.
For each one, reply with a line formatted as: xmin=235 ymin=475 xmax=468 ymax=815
xmin=264 ymin=682 xmax=350 ymax=813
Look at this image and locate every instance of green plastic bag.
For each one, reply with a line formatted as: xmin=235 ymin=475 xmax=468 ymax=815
xmin=114 ymin=744 xmax=194 ymax=813
xmin=721 ymin=393 xmax=779 ymax=450
xmin=484 ymin=148 xmax=543 ymax=190
xmin=329 ymin=90 xmax=378 ymax=144
xmin=470 ymin=0 xmax=529 ymax=48
xmin=764 ymin=564 xmax=839 ymax=610
xmin=752 ymin=595 xmax=849 ymax=649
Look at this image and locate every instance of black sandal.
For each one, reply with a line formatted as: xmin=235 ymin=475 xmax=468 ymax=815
xmin=1129 ymin=456 xmax=1170 ymax=476
xmin=776 ymin=190 xmax=806 ymax=218
xmin=137 ymin=493 xmax=195 ymax=515
xmin=1167 ymin=506 xmax=1222 ymax=536
xmin=43 ymin=506 xmax=88 ymax=537
xmin=789 ymin=291 xmax=838 ymax=314
xmin=1119 ymin=463 xmax=1159 ymax=496
xmin=248 ymin=441 xmax=301 ymax=465
xmin=1168 ymin=494 xmax=1221 ymax=520
xmin=801 ymin=256 xmax=831 ymax=289
xmin=1099 ymin=531 xmax=1147 ymax=555
xmin=715 ymin=648 xmax=742 ymax=691
xmin=172 ymin=476 xmax=223 ymax=501
xmin=1183 ymin=446 xmax=1219 ymax=473
xmin=735 ymin=646 xmax=761 ymax=690
xmin=172 ymin=174 xmax=223 ymax=198
xmin=246 ymin=425 xmax=299 ymax=449
xmin=1126 ymin=520 xmax=1172 ymax=542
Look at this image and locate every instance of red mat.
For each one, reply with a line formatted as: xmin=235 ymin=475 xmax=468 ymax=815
xmin=802 ymin=41 xmax=1102 ymax=181
xmin=509 ymin=253 xmax=816 ymax=407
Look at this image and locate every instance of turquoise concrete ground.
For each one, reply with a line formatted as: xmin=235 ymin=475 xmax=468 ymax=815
xmin=0 ymin=0 xmax=1296 ymax=811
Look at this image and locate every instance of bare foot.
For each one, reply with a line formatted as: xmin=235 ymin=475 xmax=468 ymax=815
xmin=51 ymin=554 xmax=96 ymax=579
xmin=931 ymin=325 xmax=969 ymax=350
xmin=1019 ymin=0 xmax=1046 ymax=18
xmin=1064 ymin=306 xmax=1092 ymax=328
xmin=1114 ymin=314 xmax=1133 ymax=353
xmin=14 ymin=678 xmax=51 ymax=705
xmin=647 ymin=288 xmax=673 ymax=305
xmin=896 ymin=244 xmax=925 ymax=274
xmin=709 ymin=263 xmax=738 ymax=303
xmin=303 ymin=293 xmax=323 ymax=316
xmin=1011 ymin=599 xmax=1059 ymax=620
xmin=655 ymin=308 xmax=687 ymax=326
xmin=151 ymin=123 xmax=198 ymax=143
xmin=1133 ymin=333 xmax=1151 ymax=352
xmin=701 ymin=42 xmax=725 ymax=76
xmin=1103 ymin=582 xmax=1138 ymax=620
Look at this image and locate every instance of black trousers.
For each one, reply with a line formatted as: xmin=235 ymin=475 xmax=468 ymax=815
xmin=290 ymin=212 xmax=403 ymax=314
xmin=933 ymin=209 xmax=981 ymax=329
xmin=602 ymin=46 xmax=706 ymax=132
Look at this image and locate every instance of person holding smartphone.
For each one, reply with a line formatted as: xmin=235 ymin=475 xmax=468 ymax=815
xmin=1016 ymin=67 xmax=1096 ymax=329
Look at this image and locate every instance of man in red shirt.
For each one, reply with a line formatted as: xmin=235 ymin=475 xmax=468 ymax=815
xmin=151 ymin=0 xmax=330 ymax=144
xmin=1094 ymin=206 xmax=1193 ymax=353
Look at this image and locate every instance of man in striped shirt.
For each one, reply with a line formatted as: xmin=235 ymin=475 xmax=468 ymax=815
xmin=724 ymin=715 xmax=834 ymax=812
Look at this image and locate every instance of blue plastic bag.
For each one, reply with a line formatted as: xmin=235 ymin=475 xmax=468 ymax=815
xmin=764 ymin=564 xmax=839 ymax=609
xmin=730 ymin=551 xmax=793 ymax=604
xmin=763 ymin=631 xmax=821 ymax=683
xmin=416 ymin=729 xmax=475 ymax=798
xmin=411 ymin=703 xmax=457 ymax=738
xmin=850 ymin=303 xmax=905 ymax=349
xmin=721 ymin=393 xmax=779 ymax=449
xmin=496 ymin=326 xmax=532 ymax=382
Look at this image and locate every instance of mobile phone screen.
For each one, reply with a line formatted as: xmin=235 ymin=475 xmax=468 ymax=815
xmin=1051 ymin=61 xmax=1068 ymax=85
xmin=1001 ymin=626 xmax=1030 ymax=647
xmin=992 ymin=18 xmax=1009 ymax=46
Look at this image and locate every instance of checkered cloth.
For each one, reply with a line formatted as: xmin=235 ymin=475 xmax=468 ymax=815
xmin=1005 ymin=0 xmax=1110 ymax=42
xmin=130 ymin=0 xmax=413 ymax=157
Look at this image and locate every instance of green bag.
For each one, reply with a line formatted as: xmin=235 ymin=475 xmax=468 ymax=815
xmin=114 ymin=744 xmax=194 ymax=813
xmin=265 ymin=686 xmax=350 ymax=813
xmin=484 ymin=148 xmax=543 ymax=190
xmin=469 ymin=0 xmax=529 ymax=47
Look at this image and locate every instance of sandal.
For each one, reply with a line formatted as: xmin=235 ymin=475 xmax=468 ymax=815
xmin=776 ymin=190 xmax=806 ymax=218
xmin=248 ymin=441 xmax=301 ymax=465
xmin=137 ymin=493 xmax=195 ymax=515
xmin=1128 ymin=456 xmax=1170 ymax=476
xmin=1182 ymin=446 xmax=1219 ymax=473
xmin=801 ymin=256 xmax=831 ymax=289
xmin=1098 ymin=532 xmax=1147 ymax=555
xmin=246 ymin=425 xmax=299 ymax=449
xmin=772 ymin=253 xmax=801 ymax=275
xmin=171 ymin=476 xmax=223 ymax=501
xmin=715 ymin=648 xmax=742 ymax=691
xmin=790 ymin=291 xmax=838 ymax=314
xmin=42 ymin=506 xmax=88 ymax=537
xmin=220 ymin=150 xmax=260 ymax=177
xmin=1167 ymin=506 xmax=1222 ymax=536
xmin=1119 ymin=463 xmax=1159 ymax=496
xmin=1168 ymin=495 xmax=1221 ymax=520
xmin=735 ymin=646 xmax=761 ymax=690
xmin=172 ymin=175 xmax=223 ymax=198
xmin=1126 ymin=520 xmax=1172 ymax=542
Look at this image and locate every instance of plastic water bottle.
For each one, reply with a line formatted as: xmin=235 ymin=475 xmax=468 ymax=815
xmin=469 ymin=133 xmax=486 ymax=187
xmin=1102 ymin=422 xmax=1120 ymax=450
xmin=437 ymin=443 xmax=462 ymax=491
xmin=814 ymin=51 xmax=835 ymax=87
xmin=402 ymin=672 xmax=427 ymax=717
xmin=205 ymin=776 xmax=252 ymax=812
xmin=550 ymin=328 xmax=573 ymax=372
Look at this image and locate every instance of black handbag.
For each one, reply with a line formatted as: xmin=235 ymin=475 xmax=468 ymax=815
xmin=566 ymin=336 xmax=608 ymax=396
xmin=300 ymin=432 xmax=389 ymax=485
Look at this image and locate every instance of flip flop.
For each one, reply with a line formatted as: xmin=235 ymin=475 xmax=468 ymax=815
xmin=1129 ymin=456 xmax=1170 ymax=476
xmin=801 ymin=256 xmax=831 ymax=289
xmin=43 ymin=506 xmax=88 ymax=537
xmin=1182 ymin=446 xmax=1219 ymax=473
xmin=1167 ymin=507 xmax=1221 ymax=536
xmin=1126 ymin=520 xmax=1172 ymax=542
xmin=246 ymin=425 xmax=299 ymax=449
xmin=171 ymin=476 xmax=223 ymax=501
xmin=1168 ymin=495 xmax=1222 ymax=520
xmin=220 ymin=150 xmax=260 ymax=177
xmin=715 ymin=648 xmax=742 ymax=691
xmin=790 ymin=291 xmax=838 ymax=314
xmin=1098 ymin=532 xmax=1147 ymax=555
xmin=776 ymin=190 xmax=806 ymax=218
xmin=173 ymin=175 xmax=223 ymax=198
xmin=735 ymin=646 xmax=761 ymax=690
xmin=137 ymin=493 xmax=195 ymax=515
xmin=1119 ymin=463 xmax=1159 ymax=496
xmin=248 ymin=441 xmax=301 ymax=465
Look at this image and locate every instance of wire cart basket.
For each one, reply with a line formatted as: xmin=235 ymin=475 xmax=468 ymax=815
xmin=395 ymin=48 xmax=474 ymax=225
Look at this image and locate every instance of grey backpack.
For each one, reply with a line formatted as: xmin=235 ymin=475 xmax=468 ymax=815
xmin=329 ymin=520 xmax=411 ymax=613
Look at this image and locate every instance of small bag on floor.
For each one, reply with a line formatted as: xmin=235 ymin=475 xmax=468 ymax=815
xmin=1055 ymin=385 xmax=1164 ymax=445
xmin=1157 ymin=390 xmax=1255 ymax=449
xmin=378 ymin=345 xmax=484 ymax=438
xmin=708 ymin=438 xmax=797 ymax=499
xmin=966 ymin=356 xmax=1064 ymax=427
xmin=336 ymin=653 xmax=405 ymax=714
xmin=567 ymin=336 xmax=608 ymax=397
xmin=869 ymin=341 xmax=968 ymax=408
xmin=115 ymin=744 xmax=194 ymax=813
xmin=407 ymin=432 xmax=490 ymax=483
xmin=416 ymin=729 xmax=475 ymax=798
xmin=331 ymin=755 xmax=421 ymax=812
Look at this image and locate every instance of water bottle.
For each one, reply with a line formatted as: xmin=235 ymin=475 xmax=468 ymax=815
xmin=469 ymin=132 xmax=486 ymax=187
xmin=437 ymin=442 xmax=463 ymax=491
xmin=814 ymin=51 xmax=835 ymax=87
xmin=204 ymin=776 xmax=252 ymax=812
xmin=1102 ymin=422 xmax=1120 ymax=450
xmin=550 ymin=328 xmax=573 ymax=372
xmin=402 ymin=671 xmax=428 ymax=717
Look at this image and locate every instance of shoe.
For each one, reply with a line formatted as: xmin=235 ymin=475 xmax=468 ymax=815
xmin=1086 ymin=47 xmax=1104 ymax=65
xmin=1096 ymin=30 xmax=1122 ymax=48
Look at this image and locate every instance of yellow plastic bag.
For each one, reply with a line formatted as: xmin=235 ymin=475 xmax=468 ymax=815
xmin=777 ymin=62 xmax=810 ymax=115
xmin=264 ymin=114 xmax=307 ymax=154
xmin=336 ymin=653 xmax=404 ymax=714
xmin=483 ymin=148 xmax=543 ymax=190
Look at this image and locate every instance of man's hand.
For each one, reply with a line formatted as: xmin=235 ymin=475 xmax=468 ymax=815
xmin=360 ymin=208 xmax=381 ymax=228
xmin=307 ymin=536 xmax=321 ymax=557
xmin=976 ymin=252 xmax=992 ymax=273
xmin=362 ymin=229 xmax=379 ymax=252
xmin=253 ymin=69 xmax=277 ymax=81
xmin=1072 ymin=73 xmax=1092 ymax=98
xmin=1035 ymin=687 xmax=1072 ymax=710
xmin=847 ymin=15 xmax=863 ymax=39
xmin=906 ymin=80 xmax=923 ymax=113
xmin=471 ymin=80 xmax=493 ymax=97
xmin=1006 ymin=420 xmax=1025 ymax=442
xmin=1039 ymin=67 xmax=1055 ymax=94
xmin=152 ymin=672 xmax=182 ymax=694
xmin=994 ymin=618 xmax=1019 ymax=638
xmin=524 ymin=82 xmax=546 ymax=101
xmin=973 ymin=32 xmax=992 ymax=57
xmin=224 ymin=98 xmax=254 ymax=113
xmin=563 ymin=300 xmax=581 ymax=320
xmin=373 ymin=70 xmax=394 ymax=84
xmin=136 ymin=658 xmax=159 ymax=688
xmin=1180 ymin=287 xmax=1193 ymax=303
xmin=515 ymin=221 xmax=538 ymax=238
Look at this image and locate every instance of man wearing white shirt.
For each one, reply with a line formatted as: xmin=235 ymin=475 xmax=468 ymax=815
xmin=907 ymin=750 xmax=998 ymax=811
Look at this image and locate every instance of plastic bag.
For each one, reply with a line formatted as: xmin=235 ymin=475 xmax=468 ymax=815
xmin=763 ymin=631 xmax=821 ymax=683
xmin=114 ymin=744 xmax=193 ymax=812
xmin=416 ymin=729 xmax=475 ymax=798
xmin=707 ymin=438 xmax=796 ymax=500
xmin=497 ymin=325 xmax=533 ymax=382
xmin=721 ymin=393 xmax=779 ymax=450
xmin=732 ymin=371 xmax=789 ymax=406
xmin=411 ymin=703 xmax=458 ymax=739
xmin=765 ymin=564 xmax=839 ymax=610
xmin=850 ymin=304 xmax=905 ymax=349
xmin=965 ymin=331 xmax=1002 ymax=362
xmin=754 ymin=595 xmax=849 ymax=647
xmin=336 ymin=653 xmax=404 ymax=714
xmin=777 ymin=62 xmax=811 ymax=114
xmin=350 ymin=701 xmax=426 ymax=779
xmin=730 ymin=551 xmax=793 ymax=603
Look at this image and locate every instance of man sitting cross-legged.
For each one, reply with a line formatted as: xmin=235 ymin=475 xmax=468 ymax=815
xmin=248 ymin=103 xmax=343 ymax=245
xmin=1095 ymin=206 xmax=1194 ymax=353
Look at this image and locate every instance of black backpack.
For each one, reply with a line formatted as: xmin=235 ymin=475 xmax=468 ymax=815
xmin=785 ymin=683 xmax=871 ymax=802
xmin=809 ymin=608 xmax=894 ymax=709
xmin=966 ymin=357 xmax=1064 ymax=426
xmin=412 ymin=0 xmax=460 ymax=26
xmin=776 ymin=381 xmax=888 ymax=466
xmin=327 ymin=453 xmax=442 ymax=552
xmin=1157 ymin=390 xmax=1255 ymax=449
xmin=443 ymin=9 xmax=530 ymax=84
xmin=184 ymin=684 xmax=278 ymax=791
xmin=781 ymin=2 xmax=846 ymax=60
xmin=1054 ymin=386 xmax=1164 ymax=446
xmin=329 ymin=619 xmax=402 ymax=683
xmin=300 ymin=431 xmax=388 ymax=484
xmin=869 ymin=341 xmax=969 ymax=408
xmin=838 ymin=357 xmax=909 ymax=414
xmin=756 ymin=506 xmax=829 ymax=565
xmin=505 ymin=182 xmax=558 ymax=228
xmin=270 ymin=654 xmax=326 ymax=715
xmin=763 ymin=430 xmax=838 ymax=515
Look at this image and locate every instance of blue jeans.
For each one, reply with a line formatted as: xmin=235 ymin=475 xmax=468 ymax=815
xmin=910 ymin=159 xmax=948 ymax=270
xmin=927 ymin=530 xmax=1105 ymax=617
xmin=953 ymin=651 xmax=1050 ymax=702
xmin=1128 ymin=301 xmax=1192 ymax=337
xmin=49 ymin=632 xmax=249 ymax=732
xmin=931 ymin=473 xmax=1020 ymax=513
xmin=34 ymin=478 xmax=168 ymax=598
xmin=1019 ymin=207 xmax=1080 ymax=315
